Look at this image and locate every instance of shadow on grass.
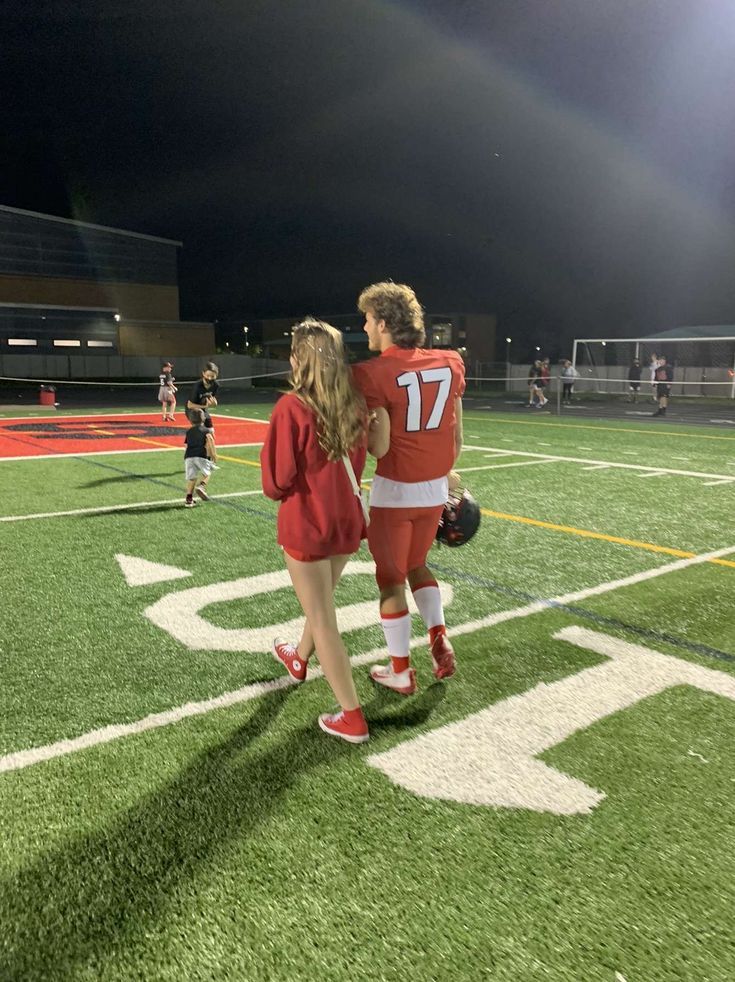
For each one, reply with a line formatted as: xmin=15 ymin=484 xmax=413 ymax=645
xmin=80 ymin=472 xmax=180 ymax=488
xmin=0 ymin=684 xmax=444 ymax=977
xmin=79 ymin=502 xmax=186 ymax=518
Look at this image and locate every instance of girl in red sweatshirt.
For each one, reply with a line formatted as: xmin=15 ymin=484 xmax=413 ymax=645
xmin=260 ymin=318 xmax=369 ymax=743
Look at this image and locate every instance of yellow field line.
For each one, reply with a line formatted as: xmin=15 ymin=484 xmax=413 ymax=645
xmin=110 ymin=432 xmax=735 ymax=569
xmin=463 ymin=415 xmax=735 ymax=441
xmin=125 ymin=435 xmax=260 ymax=467
xmin=127 ymin=435 xmax=182 ymax=450
xmin=216 ymin=453 xmax=261 ymax=468
xmin=481 ymin=507 xmax=735 ymax=569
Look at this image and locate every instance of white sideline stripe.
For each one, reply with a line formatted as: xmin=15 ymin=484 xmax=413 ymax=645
xmin=0 ymin=490 xmax=263 ymax=522
xmin=703 ymin=478 xmax=735 ymax=486
xmin=0 ymin=441 xmax=265 ymax=463
xmin=2 ymin=541 xmax=734 ymax=775
xmin=582 ymin=464 xmax=612 ymax=471
xmin=637 ymin=471 xmax=668 ymax=479
xmin=0 ymin=411 xmax=177 ymax=422
xmin=460 ymin=459 xmax=559 ymax=474
xmin=462 ymin=444 xmax=735 ymax=482
xmin=0 ymin=411 xmax=269 ymax=424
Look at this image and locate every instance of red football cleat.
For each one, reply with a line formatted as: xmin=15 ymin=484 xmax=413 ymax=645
xmin=369 ymin=663 xmax=417 ymax=695
xmin=430 ymin=632 xmax=456 ymax=679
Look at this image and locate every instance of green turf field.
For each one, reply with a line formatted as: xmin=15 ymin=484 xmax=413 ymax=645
xmin=2 ymin=402 xmax=734 ymax=980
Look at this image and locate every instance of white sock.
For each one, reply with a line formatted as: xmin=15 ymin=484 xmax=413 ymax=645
xmin=411 ymin=583 xmax=444 ymax=630
xmin=380 ymin=610 xmax=411 ymax=660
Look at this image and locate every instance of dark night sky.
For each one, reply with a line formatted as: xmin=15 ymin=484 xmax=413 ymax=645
xmin=4 ymin=1 xmax=735 ymax=353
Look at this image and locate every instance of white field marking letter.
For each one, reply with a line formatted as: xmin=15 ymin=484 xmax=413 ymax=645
xmin=116 ymin=554 xmax=192 ymax=586
xmin=367 ymin=625 xmax=735 ymax=815
xmin=142 ymin=559 xmax=453 ymax=652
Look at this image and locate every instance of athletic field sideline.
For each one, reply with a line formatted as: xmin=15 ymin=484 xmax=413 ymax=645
xmin=1 ymin=400 xmax=733 ymax=981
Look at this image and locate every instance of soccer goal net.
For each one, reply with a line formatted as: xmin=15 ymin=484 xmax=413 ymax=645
xmin=572 ymin=336 xmax=735 ymax=400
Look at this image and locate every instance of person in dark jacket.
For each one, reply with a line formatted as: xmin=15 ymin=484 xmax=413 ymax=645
xmin=627 ymin=359 xmax=642 ymax=402
xmin=653 ymin=356 xmax=674 ymax=416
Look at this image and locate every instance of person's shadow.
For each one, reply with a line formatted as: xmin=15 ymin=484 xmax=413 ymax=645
xmin=0 ymin=684 xmax=445 ymax=978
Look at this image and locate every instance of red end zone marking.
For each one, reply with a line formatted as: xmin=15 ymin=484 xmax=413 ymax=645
xmin=0 ymin=413 xmax=268 ymax=459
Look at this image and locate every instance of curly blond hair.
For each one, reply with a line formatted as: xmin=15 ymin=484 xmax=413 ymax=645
xmin=289 ymin=318 xmax=366 ymax=460
xmin=357 ymin=281 xmax=425 ymax=348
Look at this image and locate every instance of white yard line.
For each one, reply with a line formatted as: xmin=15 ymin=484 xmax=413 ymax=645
xmin=462 ymin=444 xmax=735 ymax=482
xmin=3 ymin=541 xmax=734 ymax=775
xmin=0 ymin=441 xmax=265 ymax=463
xmin=460 ymin=460 xmax=559 ymax=474
xmin=1 ymin=490 xmax=263 ymax=522
xmin=637 ymin=471 xmax=669 ymax=479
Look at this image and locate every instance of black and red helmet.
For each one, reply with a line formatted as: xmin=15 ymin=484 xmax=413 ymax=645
xmin=436 ymin=488 xmax=481 ymax=548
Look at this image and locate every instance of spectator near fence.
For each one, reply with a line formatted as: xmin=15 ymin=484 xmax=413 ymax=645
xmin=653 ymin=356 xmax=674 ymax=416
xmin=527 ymin=360 xmax=548 ymax=408
xmin=560 ymin=360 xmax=578 ymax=404
xmin=648 ymin=352 xmax=663 ymax=403
xmin=628 ymin=359 xmax=642 ymax=402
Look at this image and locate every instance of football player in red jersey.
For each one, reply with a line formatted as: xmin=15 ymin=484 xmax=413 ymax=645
xmin=352 ymin=282 xmax=465 ymax=695
xmin=261 ymin=319 xmax=370 ymax=743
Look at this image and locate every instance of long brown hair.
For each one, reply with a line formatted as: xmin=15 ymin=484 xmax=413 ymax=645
xmin=289 ymin=318 xmax=366 ymax=460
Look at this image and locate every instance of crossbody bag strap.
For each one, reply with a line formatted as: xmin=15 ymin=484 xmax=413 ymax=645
xmin=342 ymin=454 xmax=370 ymax=526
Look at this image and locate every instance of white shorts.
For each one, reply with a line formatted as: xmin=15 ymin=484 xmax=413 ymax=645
xmin=185 ymin=457 xmax=213 ymax=481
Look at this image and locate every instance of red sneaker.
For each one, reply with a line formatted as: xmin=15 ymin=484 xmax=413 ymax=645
xmin=195 ymin=486 xmax=210 ymax=501
xmin=430 ymin=632 xmax=456 ymax=679
xmin=272 ymin=638 xmax=307 ymax=682
xmin=369 ymin=663 xmax=417 ymax=695
xmin=318 ymin=711 xmax=369 ymax=744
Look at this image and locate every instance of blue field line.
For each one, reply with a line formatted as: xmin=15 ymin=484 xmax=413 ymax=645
xmin=428 ymin=561 xmax=735 ymax=666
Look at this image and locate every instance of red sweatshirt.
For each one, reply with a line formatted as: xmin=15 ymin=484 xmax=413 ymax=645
xmin=260 ymin=393 xmax=368 ymax=556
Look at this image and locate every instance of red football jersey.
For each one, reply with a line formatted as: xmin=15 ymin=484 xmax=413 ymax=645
xmin=352 ymin=346 xmax=465 ymax=485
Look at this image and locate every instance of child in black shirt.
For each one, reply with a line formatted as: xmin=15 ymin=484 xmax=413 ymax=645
xmin=186 ymin=362 xmax=219 ymax=424
xmin=184 ymin=410 xmax=218 ymax=507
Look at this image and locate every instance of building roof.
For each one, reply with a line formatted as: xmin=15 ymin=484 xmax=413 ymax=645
xmin=0 ymin=203 xmax=182 ymax=247
xmin=643 ymin=324 xmax=735 ymax=341
xmin=576 ymin=325 xmax=735 ymax=343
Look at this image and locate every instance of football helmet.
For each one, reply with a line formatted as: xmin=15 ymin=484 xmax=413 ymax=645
xmin=436 ymin=488 xmax=481 ymax=547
